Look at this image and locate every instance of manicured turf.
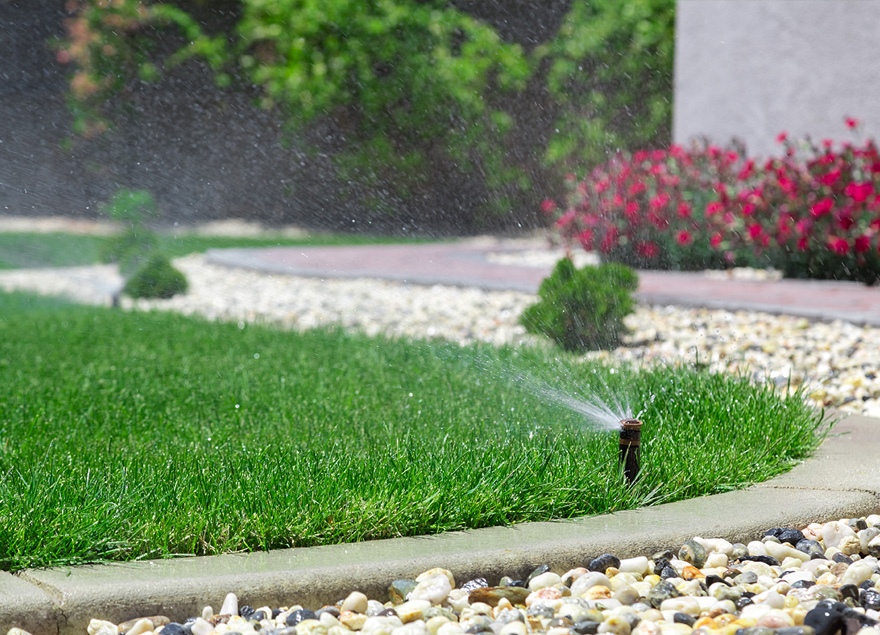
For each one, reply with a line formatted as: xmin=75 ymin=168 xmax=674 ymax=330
xmin=0 ymin=232 xmax=430 ymax=270
xmin=0 ymin=289 xmax=830 ymax=571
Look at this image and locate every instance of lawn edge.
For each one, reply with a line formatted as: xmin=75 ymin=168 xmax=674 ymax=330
xmin=4 ymin=413 xmax=877 ymax=635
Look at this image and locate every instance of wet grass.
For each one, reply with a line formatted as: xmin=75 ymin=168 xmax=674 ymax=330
xmin=0 ymin=231 xmax=431 ymax=270
xmin=0 ymin=288 xmax=831 ymax=571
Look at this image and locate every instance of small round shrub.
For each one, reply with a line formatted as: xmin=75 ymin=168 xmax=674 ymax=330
xmin=123 ymin=253 xmax=188 ymax=299
xmin=521 ymin=258 xmax=638 ymax=352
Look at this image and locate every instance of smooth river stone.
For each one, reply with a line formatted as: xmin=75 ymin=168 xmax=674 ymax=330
xmin=529 ymin=571 xmax=563 ymax=591
xmin=571 ymin=572 xmax=612 ymax=597
xmin=390 ymin=579 xmax=418 ymax=603
xmin=678 ymin=539 xmax=707 ymax=569
xmin=840 ymin=561 xmax=875 ymax=587
xmin=341 ymin=591 xmax=369 ymax=614
xmin=219 ymin=592 xmax=239 ymax=617
xmin=119 ymin=616 xmax=170 ymax=634
xmin=820 ymin=522 xmax=857 ymax=551
xmin=764 ymin=540 xmax=810 ymax=563
xmin=467 ymin=586 xmax=531 ymax=607
xmin=408 ymin=574 xmax=453 ymax=604
xmin=618 ymin=557 xmax=650 ymax=575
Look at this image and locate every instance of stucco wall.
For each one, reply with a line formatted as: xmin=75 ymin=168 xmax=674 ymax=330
xmin=674 ymin=0 xmax=880 ymax=156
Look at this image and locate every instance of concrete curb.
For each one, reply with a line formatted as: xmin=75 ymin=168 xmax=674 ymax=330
xmin=3 ymin=414 xmax=877 ymax=635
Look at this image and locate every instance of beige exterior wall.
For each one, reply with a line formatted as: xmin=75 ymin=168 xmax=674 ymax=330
xmin=674 ymin=0 xmax=880 ymax=157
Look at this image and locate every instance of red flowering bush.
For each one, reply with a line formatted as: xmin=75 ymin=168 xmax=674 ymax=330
xmin=544 ymin=120 xmax=880 ymax=284
xmin=743 ymin=126 xmax=880 ymax=283
xmin=545 ymin=142 xmax=759 ymax=271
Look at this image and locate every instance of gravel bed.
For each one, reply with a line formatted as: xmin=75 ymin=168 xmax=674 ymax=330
xmin=0 ymin=254 xmax=878 ymax=418
xmin=60 ymin=516 xmax=880 ymax=635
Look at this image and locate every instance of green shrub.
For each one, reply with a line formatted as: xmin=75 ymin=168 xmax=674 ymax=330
xmin=521 ymin=258 xmax=638 ymax=352
xmin=55 ymin=1 xmax=676 ymax=231
xmin=123 ymin=253 xmax=188 ymax=299
xmin=99 ymin=188 xmax=160 ymax=276
xmin=538 ymin=0 xmax=675 ymax=168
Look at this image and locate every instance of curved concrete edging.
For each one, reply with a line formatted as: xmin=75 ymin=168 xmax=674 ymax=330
xmin=2 ymin=414 xmax=877 ymax=635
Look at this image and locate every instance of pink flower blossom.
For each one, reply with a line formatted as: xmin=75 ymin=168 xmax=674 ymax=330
xmin=828 ymin=236 xmax=850 ymax=255
xmin=635 ymin=241 xmax=659 ymax=258
xmin=845 ymin=182 xmax=874 ymax=203
xmin=810 ymin=198 xmax=834 ymax=218
xmin=855 ymin=235 xmax=872 ymax=254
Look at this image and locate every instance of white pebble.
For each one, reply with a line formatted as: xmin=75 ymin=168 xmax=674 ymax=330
xmin=219 ymin=592 xmax=238 ymax=617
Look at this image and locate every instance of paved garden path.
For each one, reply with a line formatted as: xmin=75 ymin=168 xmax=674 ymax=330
xmin=206 ymin=241 xmax=880 ymax=326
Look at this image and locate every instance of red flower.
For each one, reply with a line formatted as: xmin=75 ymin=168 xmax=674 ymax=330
xmin=555 ymin=210 xmax=576 ymax=228
xmin=676 ymin=230 xmax=693 ymax=246
xmin=677 ymin=202 xmax=692 ymax=219
xmin=819 ymin=169 xmax=841 ymax=186
xmin=599 ymin=227 xmax=619 ymax=253
xmin=810 ymin=198 xmax=834 ymax=218
xmin=855 ymin=235 xmax=872 ymax=254
xmin=710 ymin=233 xmax=723 ymax=248
xmin=540 ymin=199 xmax=557 ymax=214
xmin=578 ymin=229 xmax=594 ymax=250
xmin=797 ymin=236 xmax=809 ymax=251
xmin=828 ymin=236 xmax=850 ymax=255
xmin=649 ymin=193 xmax=670 ymax=210
xmin=624 ymin=202 xmax=640 ymax=220
xmin=742 ymin=203 xmax=757 ymax=217
xmin=845 ymin=117 xmax=860 ymax=129
xmin=748 ymin=223 xmax=763 ymax=240
xmin=845 ymin=182 xmax=874 ymax=203
xmin=635 ymin=241 xmax=660 ymax=258
xmin=776 ymin=132 xmax=788 ymax=143
xmin=648 ymin=210 xmax=667 ymax=229
xmin=705 ymin=201 xmax=723 ymax=216
xmin=627 ymin=181 xmax=647 ymax=196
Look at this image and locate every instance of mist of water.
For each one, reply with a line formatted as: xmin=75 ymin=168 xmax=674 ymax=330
xmin=454 ymin=346 xmax=640 ymax=433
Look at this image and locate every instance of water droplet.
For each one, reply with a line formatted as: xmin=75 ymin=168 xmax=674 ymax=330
xmin=235 ymin=404 xmax=240 ymax=409
xmin=254 ymin=353 xmax=260 ymax=359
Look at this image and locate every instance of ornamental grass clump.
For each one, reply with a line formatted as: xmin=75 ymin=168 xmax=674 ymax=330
xmin=544 ymin=118 xmax=880 ymax=284
xmin=521 ymin=258 xmax=638 ymax=352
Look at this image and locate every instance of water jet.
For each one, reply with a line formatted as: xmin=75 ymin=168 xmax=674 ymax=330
xmin=618 ymin=419 xmax=642 ymax=484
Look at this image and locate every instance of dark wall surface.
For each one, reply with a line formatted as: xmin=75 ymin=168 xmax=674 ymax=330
xmin=0 ymin=0 xmax=564 ymax=234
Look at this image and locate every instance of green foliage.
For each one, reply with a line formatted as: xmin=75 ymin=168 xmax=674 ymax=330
xmin=538 ymin=0 xmax=675 ymax=168
xmin=97 ymin=188 xmax=189 ymax=296
xmin=55 ymin=0 xmax=676 ymax=226
xmin=521 ymin=258 xmax=638 ymax=352
xmin=122 ymin=252 xmax=188 ymax=299
xmin=99 ymin=188 xmax=160 ymax=276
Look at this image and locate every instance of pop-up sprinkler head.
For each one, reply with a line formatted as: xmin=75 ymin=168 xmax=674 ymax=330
xmin=618 ymin=419 xmax=642 ymax=484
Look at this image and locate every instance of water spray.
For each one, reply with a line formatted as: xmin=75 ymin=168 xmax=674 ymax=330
xmin=618 ymin=419 xmax=642 ymax=484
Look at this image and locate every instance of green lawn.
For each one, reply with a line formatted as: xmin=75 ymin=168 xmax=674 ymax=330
xmin=0 ymin=288 xmax=830 ymax=571
xmin=0 ymin=231 xmax=431 ymax=270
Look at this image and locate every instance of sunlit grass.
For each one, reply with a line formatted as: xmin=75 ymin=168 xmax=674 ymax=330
xmin=0 ymin=289 xmax=830 ymax=571
xmin=0 ymin=231 xmax=432 ymax=270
